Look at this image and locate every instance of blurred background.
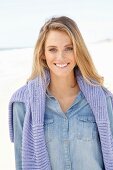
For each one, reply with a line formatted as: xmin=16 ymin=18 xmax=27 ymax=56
xmin=0 ymin=0 xmax=113 ymax=169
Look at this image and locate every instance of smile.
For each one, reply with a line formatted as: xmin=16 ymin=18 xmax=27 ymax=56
xmin=54 ymin=63 xmax=70 ymax=68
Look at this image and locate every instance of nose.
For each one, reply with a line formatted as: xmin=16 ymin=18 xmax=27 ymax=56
xmin=57 ymin=51 xmax=65 ymax=60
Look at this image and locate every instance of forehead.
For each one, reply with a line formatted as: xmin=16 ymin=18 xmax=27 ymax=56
xmin=45 ymin=30 xmax=72 ymax=46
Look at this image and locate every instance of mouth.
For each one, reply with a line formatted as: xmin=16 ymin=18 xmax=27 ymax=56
xmin=54 ymin=63 xmax=70 ymax=68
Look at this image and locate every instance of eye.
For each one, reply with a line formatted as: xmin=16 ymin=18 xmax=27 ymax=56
xmin=49 ymin=48 xmax=57 ymax=52
xmin=65 ymin=47 xmax=73 ymax=51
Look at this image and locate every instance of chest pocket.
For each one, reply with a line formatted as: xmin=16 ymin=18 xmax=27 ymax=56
xmin=76 ymin=115 xmax=99 ymax=141
xmin=44 ymin=118 xmax=54 ymax=143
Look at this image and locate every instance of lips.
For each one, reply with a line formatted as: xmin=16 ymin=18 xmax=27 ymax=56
xmin=54 ymin=63 xmax=70 ymax=68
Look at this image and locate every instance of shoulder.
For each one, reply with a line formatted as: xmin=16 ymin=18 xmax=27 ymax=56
xmin=102 ymin=86 xmax=113 ymax=107
xmin=9 ymin=76 xmax=40 ymax=103
xmin=101 ymin=85 xmax=113 ymax=112
xmin=9 ymin=84 xmax=28 ymax=103
xmin=102 ymin=85 xmax=113 ymax=99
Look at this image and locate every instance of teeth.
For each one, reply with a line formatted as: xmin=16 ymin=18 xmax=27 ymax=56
xmin=55 ymin=63 xmax=68 ymax=68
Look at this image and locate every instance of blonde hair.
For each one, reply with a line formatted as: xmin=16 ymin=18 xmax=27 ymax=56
xmin=27 ymin=16 xmax=104 ymax=86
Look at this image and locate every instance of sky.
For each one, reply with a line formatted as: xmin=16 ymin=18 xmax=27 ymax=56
xmin=0 ymin=0 xmax=113 ymax=48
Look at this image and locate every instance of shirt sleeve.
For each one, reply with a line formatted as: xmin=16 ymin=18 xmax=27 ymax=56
xmin=13 ymin=102 xmax=26 ymax=170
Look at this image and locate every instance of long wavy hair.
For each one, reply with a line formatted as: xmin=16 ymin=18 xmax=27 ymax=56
xmin=26 ymin=16 xmax=104 ymax=86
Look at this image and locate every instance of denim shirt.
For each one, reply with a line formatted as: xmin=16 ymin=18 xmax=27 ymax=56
xmin=13 ymin=89 xmax=113 ymax=170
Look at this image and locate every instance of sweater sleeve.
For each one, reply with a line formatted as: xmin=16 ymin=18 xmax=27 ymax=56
xmin=13 ymin=102 xmax=26 ymax=170
xmin=106 ymin=96 xmax=113 ymax=137
xmin=8 ymin=84 xmax=28 ymax=143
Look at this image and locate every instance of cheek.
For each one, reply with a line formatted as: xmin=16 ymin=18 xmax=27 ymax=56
xmin=72 ymin=54 xmax=76 ymax=61
xmin=45 ymin=56 xmax=54 ymax=67
xmin=45 ymin=53 xmax=55 ymax=62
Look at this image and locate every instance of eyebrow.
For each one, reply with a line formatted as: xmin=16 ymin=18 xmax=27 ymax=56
xmin=47 ymin=44 xmax=73 ymax=48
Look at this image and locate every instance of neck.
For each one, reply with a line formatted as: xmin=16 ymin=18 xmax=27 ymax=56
xmin=48 ymin=72 xmax=80 ymax=99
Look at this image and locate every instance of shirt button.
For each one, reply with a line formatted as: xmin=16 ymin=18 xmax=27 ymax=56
xmin=65 ymin=164 xmax=71 ymax=169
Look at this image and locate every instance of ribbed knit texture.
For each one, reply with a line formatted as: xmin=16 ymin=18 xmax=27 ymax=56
xmin=9 ymin=68 xmax=113 ymax=170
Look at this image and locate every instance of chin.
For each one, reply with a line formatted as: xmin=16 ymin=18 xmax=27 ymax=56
xmin=51 ymin=71 xmax=73 ymax=77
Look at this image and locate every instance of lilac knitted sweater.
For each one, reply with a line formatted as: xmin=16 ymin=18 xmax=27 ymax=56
xmin=9 ymin=68 xmax=113 ymax=170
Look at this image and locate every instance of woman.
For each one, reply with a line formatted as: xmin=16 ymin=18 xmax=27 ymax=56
xmin=9 ymin=16 xmax=113 ymax=170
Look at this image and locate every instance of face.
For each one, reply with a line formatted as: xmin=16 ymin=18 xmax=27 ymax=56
xmin=44 ymin=30 xmax=76 ymax=77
